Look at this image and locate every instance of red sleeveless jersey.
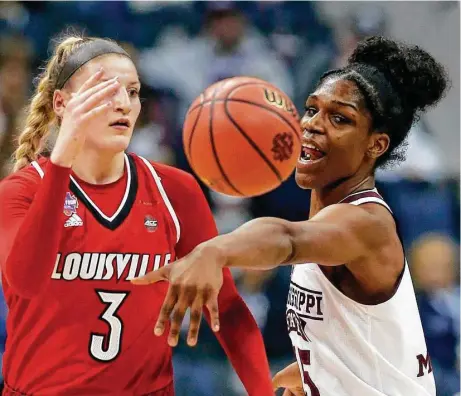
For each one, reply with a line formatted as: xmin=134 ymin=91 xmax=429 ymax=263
xmin=0 ymin=154 xmax=211 ymax=395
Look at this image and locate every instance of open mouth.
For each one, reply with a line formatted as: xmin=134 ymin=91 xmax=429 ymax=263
xmin=299 ymin=144 xmax=326 ymax=164
xmin=110 ymin=120 xmax=130 ymax=128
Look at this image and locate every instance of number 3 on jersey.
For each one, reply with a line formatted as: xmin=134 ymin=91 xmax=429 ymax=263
xmin=89 ymin=290 xmax=129 ymax=362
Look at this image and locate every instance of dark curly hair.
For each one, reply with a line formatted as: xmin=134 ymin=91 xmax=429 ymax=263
xmin=319 ymin=36 xmax=449 ymax=168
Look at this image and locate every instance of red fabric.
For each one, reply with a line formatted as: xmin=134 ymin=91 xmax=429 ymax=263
xmin=2 ymin=380 xmax=175 ymax=396
xmin=159 ymin=162 xmax=273 ymax=395
xmin=0 ymin=155 xmax=272 ymax=395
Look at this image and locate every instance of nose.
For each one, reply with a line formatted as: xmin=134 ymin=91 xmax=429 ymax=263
xmin=301 ymin=111 xmax=325 ymax=135
xmin=112 ymin=86 xmax=131 ymax=115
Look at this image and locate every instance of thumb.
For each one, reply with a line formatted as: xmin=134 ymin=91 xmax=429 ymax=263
xmin=131 ymin=265 xmax=171 ymax=285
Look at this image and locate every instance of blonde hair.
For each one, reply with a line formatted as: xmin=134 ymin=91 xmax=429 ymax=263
xmin=14 ymin=34 xmax=96 ymax=171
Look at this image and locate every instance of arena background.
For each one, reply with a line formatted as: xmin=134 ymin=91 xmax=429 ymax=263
xmin=0 ymin=1 xmax=458 ymax=395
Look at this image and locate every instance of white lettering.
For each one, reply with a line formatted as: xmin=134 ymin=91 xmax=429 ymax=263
xmin=126 ymin=254 xmax=139 ymax=280
xmin=80 ymin=253 xmax=98 ymax=280
xmin=63 ymin=253 xmax=81 ymax=280
xmin=51 ymin=254 xmax=62 ymax=279
xmin=137 ymin=255 xmax=150 ymax=277
xmin=116 ymin=254 xmax=131 ymax=280
xmin=95 ymin=254 xmax=108 ymax=280
xmin=102 ymin=254 xmax=116 ymax=280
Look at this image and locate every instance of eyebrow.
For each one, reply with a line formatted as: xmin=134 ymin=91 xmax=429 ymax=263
xmin=308 ymin=95 xmax=358 ymax=111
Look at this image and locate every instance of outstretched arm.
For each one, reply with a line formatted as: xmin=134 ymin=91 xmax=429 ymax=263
xmin=133 ymin=191 xmax=392 ymax=349
xmin=207 ymin=203 xmax=391 ymax=270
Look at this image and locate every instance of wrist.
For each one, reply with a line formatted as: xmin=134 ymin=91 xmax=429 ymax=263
xmin=50 ymin=152 xmax=73 ymax=168
xmin=199 ymin=237 xmax=229 ymax=269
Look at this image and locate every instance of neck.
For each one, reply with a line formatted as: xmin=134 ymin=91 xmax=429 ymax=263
xmin=72 ymin=149 xmax=126 ymax=184
xmin=309 ymin=175 xmax=375 ymax=218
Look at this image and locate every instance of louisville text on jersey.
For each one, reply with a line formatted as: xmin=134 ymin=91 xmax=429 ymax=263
xmin=51 ymin=252 xmax=171 ymax=281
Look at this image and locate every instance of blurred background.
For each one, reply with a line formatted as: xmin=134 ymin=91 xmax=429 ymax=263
xmin=0 ymin=1 xmax=459 ymax=395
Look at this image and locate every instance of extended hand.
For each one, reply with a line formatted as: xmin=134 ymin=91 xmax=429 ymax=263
xmin=131 ymin=244 xmax=225 ymax=347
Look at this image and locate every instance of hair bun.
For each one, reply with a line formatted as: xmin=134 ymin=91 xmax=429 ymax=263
xmin=348 ymin=36 xmax=449 ymax=113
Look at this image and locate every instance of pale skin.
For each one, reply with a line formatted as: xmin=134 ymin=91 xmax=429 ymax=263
xmin=51 ymin=54 xmax=141 ymax=182
xmin=131 ymin=78 xmax=405 ymax=394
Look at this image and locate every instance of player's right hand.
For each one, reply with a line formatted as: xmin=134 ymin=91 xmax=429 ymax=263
xmin=272 ymin=362 xmax=304 ymax=396
xmin=50 ymin=68 xmax=121 ymax=168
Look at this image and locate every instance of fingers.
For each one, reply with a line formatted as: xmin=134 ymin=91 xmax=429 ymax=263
xmin=282 ymin=390 xmax=294 ymax=396
xmin=75 ymin=78 xmax=120 ymax=114
xmin=167 ymin=302 xmax=188 ymax=347
xmin=154 ymin=284 xmax=178 ymax=337
xmin=131 ymin=265 xmax=170 ymax=285
xmin=79 ymin=101 xmax=112 ymax=122
xmin=76 ymin=67 xmax=104 ymax=94
xmin=167 ymin=285 xmax=196 ymax=347
xmin=187 ymin=294 xmax=204 ymax=346
xmin=205 ymin=292 xmax=220 ymax=332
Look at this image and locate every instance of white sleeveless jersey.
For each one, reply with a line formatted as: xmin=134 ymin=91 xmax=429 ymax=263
xmin=286 ymin=189 xmax=436 ymax=396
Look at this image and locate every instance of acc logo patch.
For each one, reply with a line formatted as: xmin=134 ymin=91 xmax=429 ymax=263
xmin=144 ymin=215 xmax=158 ymax=233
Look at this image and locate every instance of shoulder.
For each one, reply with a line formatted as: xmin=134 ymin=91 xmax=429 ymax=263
xmin=314 ymin=202 xmax=396 ymax=247
xmin=0 ymin=158 xmax=48 ymax=199
xmin=132 ymin=155 xmax=202 ymax=199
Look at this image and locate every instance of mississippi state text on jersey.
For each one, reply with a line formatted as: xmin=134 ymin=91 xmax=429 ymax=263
xmin=286 ymin=189 xmax=436 ymax=396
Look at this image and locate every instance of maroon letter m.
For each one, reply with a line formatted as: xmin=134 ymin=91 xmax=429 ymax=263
xmin=416 ymin=353 xmax=433 ymax=377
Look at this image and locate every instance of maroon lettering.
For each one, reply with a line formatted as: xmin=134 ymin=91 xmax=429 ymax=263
xmin=298 ymin=348 xmax=320 ymax=396
xmin=416 ymin=353 xmax=433 ymax=377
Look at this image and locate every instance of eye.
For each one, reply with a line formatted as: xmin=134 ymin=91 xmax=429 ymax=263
xmin=128 ymin=88 xmax=139 ymax=98
xmin=304 ymin=106 xmax=317 ymax=117
xmin=331 ymin=114 xmax=350 ymax=125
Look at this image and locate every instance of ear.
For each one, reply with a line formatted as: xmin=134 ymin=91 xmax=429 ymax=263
xmin=367 ymin=132 xmax=390 ymax=160
xmin=53 ymin=89 xmax=70 ymax=118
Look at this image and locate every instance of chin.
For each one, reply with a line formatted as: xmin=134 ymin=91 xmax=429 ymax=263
xmin=98 ymin=135 xmax=131 ymax=153
xmin=295 ymin=170 xmax=317 ymax=190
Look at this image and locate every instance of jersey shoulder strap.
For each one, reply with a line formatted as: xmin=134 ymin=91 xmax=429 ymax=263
xmin=339 ymin=188 xmax=392 ymax=214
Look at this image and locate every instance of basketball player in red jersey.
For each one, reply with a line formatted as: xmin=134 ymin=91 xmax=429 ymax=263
xmin=0 ymin=35 xmax=273 ymax=395
xmin=134 ymin=37 xmax=449 ymax=395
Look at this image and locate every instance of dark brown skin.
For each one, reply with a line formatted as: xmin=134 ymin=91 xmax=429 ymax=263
xmin=131 ymin=78 xmax=405 ymax=353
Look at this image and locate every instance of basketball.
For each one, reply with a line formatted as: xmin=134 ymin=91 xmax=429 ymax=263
xmin=183 ymin=77 xmax=301 ymax=197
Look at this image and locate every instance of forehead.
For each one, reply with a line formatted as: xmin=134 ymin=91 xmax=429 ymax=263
xmin=311 ymin=77 xmax=365 ymax=107
xmin=69 ymin=54 xmax=138 ymax=85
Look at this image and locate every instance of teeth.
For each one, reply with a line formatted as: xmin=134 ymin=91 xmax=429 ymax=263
xmin=302 ymin=144 xmax=320 ymax=151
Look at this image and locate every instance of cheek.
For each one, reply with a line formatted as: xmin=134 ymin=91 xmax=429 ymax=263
xmin=132 ymin=99 xmax=142 ymax=120
xmin=331 ymin=130 xmax=367 ymax=163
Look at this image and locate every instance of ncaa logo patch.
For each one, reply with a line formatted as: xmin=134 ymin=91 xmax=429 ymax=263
xmin=63 ymin=192 xmax=78 ymax=216
xmin=144 ymin=215 xmax=158 ymax=233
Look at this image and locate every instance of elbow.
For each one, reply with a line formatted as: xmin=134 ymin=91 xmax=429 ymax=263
xmin=279 ymin=221 xmax=297 ymax=265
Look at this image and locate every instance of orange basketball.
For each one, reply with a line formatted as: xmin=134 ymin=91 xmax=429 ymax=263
xmin=183 ymin=77 xmax=301 ymax=197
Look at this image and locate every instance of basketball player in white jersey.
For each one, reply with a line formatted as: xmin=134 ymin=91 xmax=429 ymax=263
xmin=133 ymin=37 xmax=449 ymax=395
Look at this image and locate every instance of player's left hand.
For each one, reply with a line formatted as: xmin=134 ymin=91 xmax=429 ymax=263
xmin=131 ymin=243 xmax=225 ymax=347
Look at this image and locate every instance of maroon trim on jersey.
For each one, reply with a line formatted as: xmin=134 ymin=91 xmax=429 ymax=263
xmin=340 ymin=190 xmax=383 ymax=204
xmin=69 ymin=154 xmax=138 ymax=230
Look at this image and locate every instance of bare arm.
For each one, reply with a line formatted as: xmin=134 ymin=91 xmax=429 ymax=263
xmin=132 ymin=202 xmax=393 ymax=346
xmin=210 ymin=203 xmax=390 ymax=270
